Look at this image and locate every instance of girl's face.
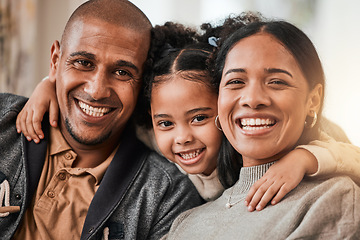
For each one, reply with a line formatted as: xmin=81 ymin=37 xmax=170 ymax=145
xmin=218 ymin=33 xmax=320 ymax=166
xmin=151 ymin=76 xmax=222 ymax=175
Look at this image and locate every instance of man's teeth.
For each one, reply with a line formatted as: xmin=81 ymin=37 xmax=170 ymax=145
xmin=179 ymin=149 xmax=202 ymax=160
xmin=79 ymin=101 xmax=111 ymax=117
xmin=241 ymin=118 xmax=275 ymax=130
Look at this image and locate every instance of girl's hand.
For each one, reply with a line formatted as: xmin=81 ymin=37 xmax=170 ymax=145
xmin=16 ymin=77 xmax=59 ymax=143
xmin=244 ymin=148 xmax=318 ymax=211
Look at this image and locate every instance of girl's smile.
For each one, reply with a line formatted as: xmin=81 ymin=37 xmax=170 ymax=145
xmin=151 ymin=75 xmax=222 ymax=176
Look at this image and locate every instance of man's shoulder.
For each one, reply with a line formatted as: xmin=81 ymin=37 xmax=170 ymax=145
xmin=0 ymin=93 xmax=27 ymax=117
xmin=142 ymin=150 xmax=186 ymax=181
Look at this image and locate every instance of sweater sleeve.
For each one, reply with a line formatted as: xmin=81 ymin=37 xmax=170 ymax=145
xmin=297 ymin=131 xmax=360 ymax=184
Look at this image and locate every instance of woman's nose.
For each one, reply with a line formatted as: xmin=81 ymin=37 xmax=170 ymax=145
xmin=239 ymin=83 xmax=271 ymax=109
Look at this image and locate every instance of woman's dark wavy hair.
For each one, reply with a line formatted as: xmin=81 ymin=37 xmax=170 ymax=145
xmin=208 ymin=14 xmax=326 ymax=184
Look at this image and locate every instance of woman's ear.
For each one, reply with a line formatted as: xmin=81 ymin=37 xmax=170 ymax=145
xmin=48 ymin=40 xmax=61 ymax=83
xmin=307 ymin=83 xmax=323 ymax=116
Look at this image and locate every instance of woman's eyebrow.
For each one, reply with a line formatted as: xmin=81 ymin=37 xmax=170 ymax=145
xmin=266 ymin=68 xmax=293 ymax=78
xmin=224 ymin=68 xmax=246 ymax=76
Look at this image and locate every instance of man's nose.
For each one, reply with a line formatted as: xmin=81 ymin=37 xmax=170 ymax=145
xmin=84 ymin=71 xmax=111 ymax=100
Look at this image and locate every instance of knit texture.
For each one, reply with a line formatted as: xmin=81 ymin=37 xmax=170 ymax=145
xmin=166 ymin=162 xmax=360 ymax=239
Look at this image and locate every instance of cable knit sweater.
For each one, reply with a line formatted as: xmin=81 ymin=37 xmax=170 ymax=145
xmin=165 ymin=162 xmax=360 ymax=240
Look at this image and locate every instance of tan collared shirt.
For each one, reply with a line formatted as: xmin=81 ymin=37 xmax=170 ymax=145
xmin=13 ymin=127 xmax=116 ymax=240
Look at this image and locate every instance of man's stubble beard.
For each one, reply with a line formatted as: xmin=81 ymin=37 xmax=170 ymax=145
xmin=65 ymin=118 xmax=111 ymax=146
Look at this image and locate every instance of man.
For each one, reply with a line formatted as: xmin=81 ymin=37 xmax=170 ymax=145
xmin=0 ymin=0 xmax=203 ymax=239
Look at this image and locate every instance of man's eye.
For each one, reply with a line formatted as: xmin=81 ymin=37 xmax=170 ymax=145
xmin=75 ymin=60 xmax=92 ymax=68
xmin=115 ymin=70 xmax=133 ymax=81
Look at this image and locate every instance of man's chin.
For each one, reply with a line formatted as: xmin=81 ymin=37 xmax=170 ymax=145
xmin=65 ymin=118 xmax=111 ymax=146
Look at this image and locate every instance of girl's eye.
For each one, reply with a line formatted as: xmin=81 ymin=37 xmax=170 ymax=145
xmin=192 ymin=115 xmax=208 ymax=123
xmin=158 ymin=120 xmax=173 ymax=128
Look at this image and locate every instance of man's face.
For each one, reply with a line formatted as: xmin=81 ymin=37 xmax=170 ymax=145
xmin=50 ymin=18 xmax=149 ymax=147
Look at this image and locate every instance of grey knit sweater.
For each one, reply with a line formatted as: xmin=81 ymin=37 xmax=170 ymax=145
xmin=166 ymin=162 xmax=360 ymax=239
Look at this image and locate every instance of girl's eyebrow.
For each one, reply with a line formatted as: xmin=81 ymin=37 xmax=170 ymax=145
xmin=153 ymin=113 xmax=171 ymax=119
xmin=186 ymin=107 xmax=212 ymax=116
xmin=265 ymin=68 xmax=293 ymax=78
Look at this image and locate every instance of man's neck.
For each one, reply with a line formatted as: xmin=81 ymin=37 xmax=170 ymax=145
xmin=60 ymin=129 xmax=122 ymax=168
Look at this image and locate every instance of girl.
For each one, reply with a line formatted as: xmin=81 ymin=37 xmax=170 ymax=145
xmin=16 ymin=19 xmax=360 ymax=211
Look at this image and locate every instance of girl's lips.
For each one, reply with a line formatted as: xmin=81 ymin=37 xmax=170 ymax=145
xmin=175 ymin=148 xmax=205 ymax=166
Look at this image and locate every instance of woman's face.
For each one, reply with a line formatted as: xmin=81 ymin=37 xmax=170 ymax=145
xmin=218 ymin=33 xmax=316 ymax=166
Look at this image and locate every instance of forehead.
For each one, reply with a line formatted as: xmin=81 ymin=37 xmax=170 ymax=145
xmin=151 ymin=76 xmax=217 ymax=107
xmin=62 ymin=18 xmax=150 ymax=70
xmin=226 ymin=33 xmax=297 ymax=67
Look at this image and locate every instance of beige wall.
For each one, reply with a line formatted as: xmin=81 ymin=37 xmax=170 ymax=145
xmin=35 ymin=0 xmax=86 ymax=94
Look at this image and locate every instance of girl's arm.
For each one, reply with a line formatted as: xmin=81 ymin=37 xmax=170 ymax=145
xmin=16 ymin=76 xmax=59 ymax=143
xmin=299 ymin=131 xmax=360 ymax=183
xmin=245 ymin=133 xmax=360 ymax=211
xmin=245 ymin=148 xmax=317 ymax=212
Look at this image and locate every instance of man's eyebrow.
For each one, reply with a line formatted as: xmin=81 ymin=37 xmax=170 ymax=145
xmin=70 ymin=51 xmax=96 ymax=60
xmin=224 ymin=68 xmax=246 ymax=76
xmin=115 ymin=60 xmax=139 ymax=74
xmin=266 ymin=68 xmax=293 ymax=78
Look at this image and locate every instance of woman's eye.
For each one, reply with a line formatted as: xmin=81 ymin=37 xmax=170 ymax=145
xmin=226 ymin=79 xmax=245 ymax=86
xmin=270 ymin=79 xmax=286 ymax=85
xmin=192 ymin=115 xmax=208 ymax=123
xmin=268 ymin=79 xmax=289 ymax=88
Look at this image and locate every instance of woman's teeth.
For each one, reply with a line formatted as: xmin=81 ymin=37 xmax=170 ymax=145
xmin=78 ymin=100 xmax=111 ymax=117
xmin=241 ymin=118 xmax=275 ymax=130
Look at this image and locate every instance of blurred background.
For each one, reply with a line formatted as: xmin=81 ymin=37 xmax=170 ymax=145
xmin=0 ymin=0 xmax=359 ymax=146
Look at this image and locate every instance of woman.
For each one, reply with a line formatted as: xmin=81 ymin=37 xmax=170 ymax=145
xmin=164 ymin=18 xmax=360 ymax=239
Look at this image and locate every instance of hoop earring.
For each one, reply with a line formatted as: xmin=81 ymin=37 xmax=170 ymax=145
xmin=305 ymin=112 xmax=317 ymax=128
xmin=215 ymin=115 xmax=222 ymax=131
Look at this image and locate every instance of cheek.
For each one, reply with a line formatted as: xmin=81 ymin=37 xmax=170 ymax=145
xmin=153 ymin=130 xmax=175 ymax=161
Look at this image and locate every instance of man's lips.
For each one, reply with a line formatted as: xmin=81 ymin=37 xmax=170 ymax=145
xmin=239 ymin=118 xmax=276 ymax=130
xmin=77 ymin=100 xmax=114 ymax=117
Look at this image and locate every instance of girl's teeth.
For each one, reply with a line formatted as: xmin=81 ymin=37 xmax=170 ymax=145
xmin=179 ymin=149 xmax=202 ymax=160
xmin=78 ymin=101 xmax=111 ymax=117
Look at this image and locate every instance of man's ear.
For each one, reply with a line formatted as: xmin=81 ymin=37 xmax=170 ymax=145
xmin=48 ymin=40 xmax=61 ymax=83
xmin=307 ymin=83 xmax=323 ymax=116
